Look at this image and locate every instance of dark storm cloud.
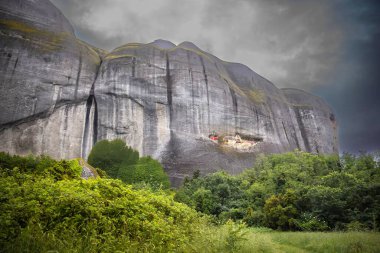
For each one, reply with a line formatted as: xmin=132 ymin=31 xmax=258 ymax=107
xmin=201 ymin=0 xmax=343 ymax=89
xmin=50 ymin=0 xmax=342 ymax=90
xmin=50 ymin=0 xmax=379 ymax=152
xmin=314 ymin=0 xmax=380 ymax=153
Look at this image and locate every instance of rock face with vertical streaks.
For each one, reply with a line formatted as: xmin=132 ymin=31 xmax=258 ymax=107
xmin=0 ymin=0 xmax=102 ymax=159
xmin=0 ymin=0 xmax=338 ymax=186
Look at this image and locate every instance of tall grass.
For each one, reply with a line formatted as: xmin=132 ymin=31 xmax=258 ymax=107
xmin=3 ymin=220 xmax=380 ymax=252
xmin=269 ymin=232 xmax=380 ymax=253
xmin=190 ymin=228 xmax=380 ymax=253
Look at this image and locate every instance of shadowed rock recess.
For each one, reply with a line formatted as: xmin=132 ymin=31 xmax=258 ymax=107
xmin=0 ymin=0 xmax=338 ymax=186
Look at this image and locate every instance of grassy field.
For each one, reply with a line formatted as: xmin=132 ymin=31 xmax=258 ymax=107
xmin=268 ymin=232 xmax=380 ymax=253
xmin=193 ymin=226 xmax=380 ymax=253
xmin=237 ymin=231 xmax=379 ymax=253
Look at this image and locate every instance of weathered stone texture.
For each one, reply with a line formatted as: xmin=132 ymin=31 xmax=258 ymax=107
xmin=0 ymin=0 xmax=338 ymax=186
xmin=0 ymin=0 xmax=102 ymax=159
xmin=92 ymin=40 xmax=338 ymax=185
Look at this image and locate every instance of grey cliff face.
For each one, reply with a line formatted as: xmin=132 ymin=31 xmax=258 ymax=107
xmin=0 ymin=0 xmax=338 ymax=186
xmin=0 ymin=0 xmax=102 ymax=159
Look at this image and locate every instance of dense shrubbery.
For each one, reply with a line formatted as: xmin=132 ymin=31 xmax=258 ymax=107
xmin=118 ymin=156 xmax=171 ymax=189
xmin=175 ymin=150 xmax=380 ymax=231
xmin=88 ymin=139 xmax=139 ymax=178
xmin=0 ymin=152 xmax=82 ymax=180
xmin=0 ymin=152 xmax=209 ymax=252
xmin=88 ymin=139 xmax=170 ymax=189
xmin=1 ymin=149 xmax=379 ymax=252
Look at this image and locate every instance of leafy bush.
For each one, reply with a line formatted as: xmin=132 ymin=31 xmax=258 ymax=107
xmin=88 ymin=140 xmax=170 ymax=189
xmin=88 ymin=139 xmax=139 ymax=178
xmin=346 ymin=221 xmax=367 ymax=231
xmin=295 ymin=213 xmax=329 ymax=231
xmin=1 ymin=151 xmax=379 ymax=251
xmin=118 ymin=156 xmax=170 ymax=190
xmin=0 ymin=152 xmax=82 ymax=180
xmin=175 ymin=150 xmax=380 ymax=231
xmin=263 ymin=190 xmax=298 ymax=230
xmin=224 ymin=220 xmax=248 ymax=252
xmin=0 ymin=154 xmax=205 ymax=252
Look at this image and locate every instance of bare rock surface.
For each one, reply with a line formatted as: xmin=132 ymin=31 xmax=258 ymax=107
xmin=0 ymin=0 xmax=338 ymax=186
xmin=0 ymin=0 xmax=102 ymax=159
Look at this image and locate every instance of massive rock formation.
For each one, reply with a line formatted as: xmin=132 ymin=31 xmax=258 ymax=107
xmin=0 ymin=0 xmax=338 ymax=185
xmin=0 ymin=0 xmax=104 ymax=159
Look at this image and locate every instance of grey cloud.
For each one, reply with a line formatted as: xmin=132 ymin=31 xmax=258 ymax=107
xmin=314 ymin=0 xmax=380 ymax=153
xmin=51 ymin=0 xmax=343 ymax=90
xmin=50 ymin=0 xmax=380 ymax=152
xmin=51 ymin=0 xmax=205 ymax=49
xmin=200 ymin=0 xmax=343 ymax=89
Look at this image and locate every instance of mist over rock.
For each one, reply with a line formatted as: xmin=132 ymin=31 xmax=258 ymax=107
xmin=177 ymin=41 xmax=202 ymax=51
xmin=0 ymin=0 xmax=338 ymax=186
xmin=149 ymin=39 xmax=176 ymax=49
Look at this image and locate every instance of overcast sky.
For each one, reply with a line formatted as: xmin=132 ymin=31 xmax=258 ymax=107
xmin=51 ymin=0 xmax=380 ymax=153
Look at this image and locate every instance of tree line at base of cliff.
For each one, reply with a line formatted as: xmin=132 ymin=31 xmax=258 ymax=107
xmin=0 ymin=145 xmax=379 ymax=252
xmin=175 ymin=150 xmax=380 ymax=231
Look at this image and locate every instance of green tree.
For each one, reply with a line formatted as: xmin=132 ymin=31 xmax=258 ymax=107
xmin=263 ymin=189 xmax=298 ymax=230
xmin=87 ymin=139 xmax=139 ymax=178
xmin=88 ymin=140 xmax=170 ymax=189
xmin=193 ymin=187 xmax=216 ymax=214
xmin=174 ymin=150 xmax=380 ymax=231
xmin=304 ymin=185 xmax=346 ymax=229
xmin=118 ymin=156 xmax=170 ymax=189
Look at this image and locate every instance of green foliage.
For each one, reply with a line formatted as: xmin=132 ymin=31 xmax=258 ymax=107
xmin=1 ymin=152 xmax=380 ymax=252
xmin=88 ymin=139 xmax=170 ymax=189
xmin=0 ymin=153 xmax=206 ymax=252
xmin=88 ymin=139 xmax=139 ymax=178
xmin=117 ymin=156 xmax=170 ymax=190
xmin=346 ymin=221 xmax=368 ymax=232
xmin=224 ymin=220 xmax=248 ymax=252
xmin=0 ymin=152 xmax=82 ymax=180
xmin=174 ymin=171 xmax=246 ymax=219
xmin=263 ymin=190 xmax=298 ymax=230
xmin=193 ymin=187 xmax=216 ymax=214
xmin=295 ymin=213 xmax=329 ymax=231
xmin=175 ymin=150 xmax=380 ymax=231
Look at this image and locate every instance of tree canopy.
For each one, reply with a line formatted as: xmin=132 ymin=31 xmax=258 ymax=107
xmin=88 ymin=139 xmax=170 ymax=189
xmin=175 ymin=150 xmax=380 ymax=231
xmin=88 ymin=139 xmax=139 ymax=178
